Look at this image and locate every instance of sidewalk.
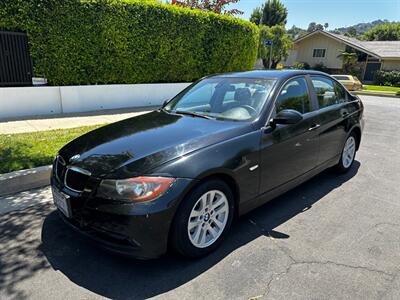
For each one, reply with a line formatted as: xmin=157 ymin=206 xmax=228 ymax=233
xmin=0 ymin=107 xmax=155 ymax=135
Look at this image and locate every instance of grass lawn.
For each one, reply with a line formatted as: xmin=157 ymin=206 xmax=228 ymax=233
xmin=0 ymin=124 xmax=105 ymax=174
xmin=363 ymin=85 xmax=400 ymax=92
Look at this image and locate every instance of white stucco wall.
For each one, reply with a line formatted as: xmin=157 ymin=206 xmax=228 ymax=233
xmin=0 ymin=83 xmax=191 ymax=119
xmin=0 ymin=87 xmax=62 ymax=119
xmin=293 ymin=33 xmax=345 ymax=69
xmin=381 ymin=60 xmax=400 ymax=71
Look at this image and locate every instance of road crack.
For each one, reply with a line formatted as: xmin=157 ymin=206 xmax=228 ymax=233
xmin=248 ymin=219 xmax=396 ymax=298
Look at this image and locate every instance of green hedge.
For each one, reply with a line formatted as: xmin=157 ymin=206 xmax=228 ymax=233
xmin=374 ymin=70 xmax=400 ymax=87
xmin=0 ymin=0 xmax=259 ymax=85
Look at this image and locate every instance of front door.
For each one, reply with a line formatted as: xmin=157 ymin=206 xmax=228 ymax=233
xmin=364 ymin=62 xmax=381 ymax=81
xmin=259 ymin=77 xmax=320 ymax=194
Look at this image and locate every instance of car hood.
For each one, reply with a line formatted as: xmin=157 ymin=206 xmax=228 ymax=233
xmin=59 ymin=111 xmax=251 ymax=178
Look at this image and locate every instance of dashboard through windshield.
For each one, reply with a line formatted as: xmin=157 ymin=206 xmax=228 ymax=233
xmin=164 ymin=77 xmax=276 ymax=121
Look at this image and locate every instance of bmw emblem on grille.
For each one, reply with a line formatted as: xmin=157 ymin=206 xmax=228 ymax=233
xmin=69 ymin=154 xmax=81 ymax=163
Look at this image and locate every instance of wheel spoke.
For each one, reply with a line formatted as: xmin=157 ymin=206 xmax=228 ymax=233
xmin=199 ymin=228 xmax=207 ymax=245
xmin=207 ymin=225 xmax=218 ymax=238
xmin=212 ymin=216 xmax=225 ymax=229
xmin=192 ymin=225 xmax=201 ymax=242
xmin=212 ymin=197 xmax=225 ymax=210
xmin=190 ymin=209 xmax=202 ymax=217
xmin=188 ymin=218 xmax=201 ymax=231
xmin=207 ymin=191 xmax=215 ymax=206
xmin=199 ymin=195 xmax=207 ymax=211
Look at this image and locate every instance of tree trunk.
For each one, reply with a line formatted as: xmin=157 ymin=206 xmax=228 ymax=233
xmin=271 ymin=60 xmax=278 ymax=69
xmin=262 ymin=58 xmax=269 ymax=69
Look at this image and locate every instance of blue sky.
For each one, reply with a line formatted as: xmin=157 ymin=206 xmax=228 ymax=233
xmin=232 ymin=0 xmax=400 ymax=29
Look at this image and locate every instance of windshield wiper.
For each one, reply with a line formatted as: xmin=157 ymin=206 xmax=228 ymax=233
xmin=174 ymin=110 xmax=214 ymax=120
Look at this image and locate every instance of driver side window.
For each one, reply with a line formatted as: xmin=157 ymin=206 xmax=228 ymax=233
xmin=276 ymin=77 xmax=311 ymax=114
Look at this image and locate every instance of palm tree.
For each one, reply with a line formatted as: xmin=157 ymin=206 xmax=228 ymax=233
xmin=337 ymin=51 xmax=358 ymax=73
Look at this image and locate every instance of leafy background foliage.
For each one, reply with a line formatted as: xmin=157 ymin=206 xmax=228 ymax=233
xmin=374 ymin=70 xmax=400 ymax=87
xmin=0 ymin=0 xmax=259 ymax=85
xmin=363 ymin=22 xmax=400 ymax=41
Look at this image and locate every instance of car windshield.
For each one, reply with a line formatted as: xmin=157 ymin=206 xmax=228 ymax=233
xmin=164 ymin=77 xmax=276 ymax=121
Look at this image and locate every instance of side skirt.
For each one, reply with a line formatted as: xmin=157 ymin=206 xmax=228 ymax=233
xmin=238 ymin=155 xmax=340 ymax=216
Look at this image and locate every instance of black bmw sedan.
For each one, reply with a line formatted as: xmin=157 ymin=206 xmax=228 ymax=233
xmin=51 ymin=70 xmax=364 ymax=259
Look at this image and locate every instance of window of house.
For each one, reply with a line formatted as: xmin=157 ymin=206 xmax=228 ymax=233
xmin=275 ymin=77 xmax=311 ymax=114
xmin=313 ymin=48 xmax=326 ymax=58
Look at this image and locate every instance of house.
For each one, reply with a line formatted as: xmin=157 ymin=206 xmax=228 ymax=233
xmin=284 ymin=30 xmax=400 ymax=82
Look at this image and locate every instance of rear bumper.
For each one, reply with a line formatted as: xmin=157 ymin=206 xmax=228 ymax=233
xmin=51 ymin=176 xmax=194 ymax=259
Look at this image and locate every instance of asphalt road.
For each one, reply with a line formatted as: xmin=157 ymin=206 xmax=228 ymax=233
xmin=1 ymin=95 xmax=399 ymax=300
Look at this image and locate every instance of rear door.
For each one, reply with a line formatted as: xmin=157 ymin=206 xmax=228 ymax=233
xmin=259 ymin=76 xmax=320 ymax=194
xmin=309 ymin=76 xmax=349 ymax=165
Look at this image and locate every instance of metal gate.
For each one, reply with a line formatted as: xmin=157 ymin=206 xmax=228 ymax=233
xmin=0 ymin=31 xmax=33 ymax=86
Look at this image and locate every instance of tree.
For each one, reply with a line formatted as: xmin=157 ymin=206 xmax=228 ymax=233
xmin=249 ymin=7 xmax=263 ymax=26
xmin=363 ymin=22 xmax=400 ymax=41
xmin=345 ymin=26 xmax=357 ymax=37
xmin=258 ymin=25 xmax=291 ymax=69
xmin=307 ymin=22 xmax=324 ymax=32
xmin=337 ymin=51 xmax=358 ymax=73
xmin=261 ymin=0 xmax=288 ymax=27
xmin=287 ymin=25 xmax=307 ymax=39
xmin=172 ymin=0 xmax=243 ymax=16
xmin=324 ymin=23 xmax=329 ymax=30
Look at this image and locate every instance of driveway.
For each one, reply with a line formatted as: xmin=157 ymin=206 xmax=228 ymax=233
xmin=0 ymin=95 xmax=399 ymax=299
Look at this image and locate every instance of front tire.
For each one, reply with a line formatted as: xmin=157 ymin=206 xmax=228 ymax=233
xmin=171 ymin=179 xmax=234 ymax=258
xmin=336 ymin=132 xmax=357 ymax=173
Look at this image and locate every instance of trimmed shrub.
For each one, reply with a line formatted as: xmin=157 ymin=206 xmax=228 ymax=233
xmin=374 ymin=70 xmax=400 ymax=87
xmin=292 ymin=61 xmax=310 ymax=70
xmin=0 ymin=0 xmax=259 ymax=85
xmin=312 ymin=62 xmax=330 ymax=73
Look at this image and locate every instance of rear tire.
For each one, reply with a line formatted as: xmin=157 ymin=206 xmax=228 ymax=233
xmin=170 ymin=179 xmax=234 ymax=258
xmin=335 ymin=132 xmax=357 ymax=173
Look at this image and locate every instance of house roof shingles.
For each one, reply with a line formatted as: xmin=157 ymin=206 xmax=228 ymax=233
xmin=295 ymin=30 xmax=400 ymax=59
xmin=360 ymin=41 xmax=400 ymax=58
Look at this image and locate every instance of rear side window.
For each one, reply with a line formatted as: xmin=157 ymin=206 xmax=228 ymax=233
xmin=311 ymin=76 xmax=347 ymax=108
xmin=276 ymin=77 xmax=311 ymax=114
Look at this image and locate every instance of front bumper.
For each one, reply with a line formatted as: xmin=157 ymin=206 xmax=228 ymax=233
xmin=51 ymin=176 xmax=194 ymax=259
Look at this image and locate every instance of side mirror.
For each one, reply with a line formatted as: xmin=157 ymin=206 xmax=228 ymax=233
xmin=271 ymin=109 xmax=303 ymax=126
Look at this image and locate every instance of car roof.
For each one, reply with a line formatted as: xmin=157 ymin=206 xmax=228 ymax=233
xmin=210 ymin=69 xmax=329 ymax=81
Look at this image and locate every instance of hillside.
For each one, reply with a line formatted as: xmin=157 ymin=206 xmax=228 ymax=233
xmin=333 ymin=19 xmax=390 ymax=35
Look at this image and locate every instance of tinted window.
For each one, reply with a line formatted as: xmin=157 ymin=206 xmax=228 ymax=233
xmin=275 ymin=77 xmax=310 ymax=114
xmin=334 ymin=81 xmax=347 ymax=102
xmin=311 ymin=76 xmax=347 ymax=108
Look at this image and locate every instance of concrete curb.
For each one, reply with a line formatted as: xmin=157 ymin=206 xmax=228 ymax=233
xmin=0 ymin=165 xmax=52 ymax=197
xmin=353 ymin=91 xmax=400 ymax=98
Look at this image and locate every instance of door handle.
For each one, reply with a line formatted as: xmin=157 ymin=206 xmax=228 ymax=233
xmin=308 ymin=124 xmax=320 ymax=131
xmin=342 ymin=111 xmax=349 ymax=117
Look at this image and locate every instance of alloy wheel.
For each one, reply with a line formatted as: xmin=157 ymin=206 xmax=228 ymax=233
xmin=187 ymin=190 xmax=229 ymax=248
xmin=342 ymin=136 xmax=356 ymax=168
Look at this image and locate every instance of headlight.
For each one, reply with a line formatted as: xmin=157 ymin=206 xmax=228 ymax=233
xmin=97 ymin=176 xmax=175 ymax=202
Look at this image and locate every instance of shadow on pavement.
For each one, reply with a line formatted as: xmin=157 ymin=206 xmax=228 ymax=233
xmin=0 ymin=162 xmax=359 ymax=299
